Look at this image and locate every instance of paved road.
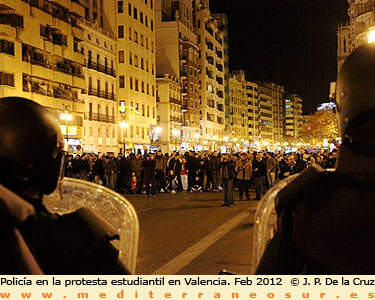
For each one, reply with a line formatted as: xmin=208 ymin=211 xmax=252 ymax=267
xmin=125 ymin=191 xmax=259 ymax=275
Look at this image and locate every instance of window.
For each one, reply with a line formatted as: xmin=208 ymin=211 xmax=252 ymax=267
xmin=128 ymin=3 xmax=132 ymax=16
xmin=145 ymin=16 xmax=148 ymax=27
xmin=142 ymin=104 xmax=145 ymax=116
xmin=134 ymin=55 xmax=138 ymax=67
xmin=129 ymin=27 xmax=132 ymax=40
xmin=151 ymin=41 xmax=154 ymax=52
xmin=119 ymin=75 xmax=125 ymax=88
xmin=130 ymin=77 xmax=133 ymax=89
xmin=0 ymin=40 xmax=14 ymax=56
xmin=152 ymin=107 xmax=155 ymax=118
xmin=145 ymin=38 xmax=149 ymax=49
xmin=152 ymin=85 xmax=155 ymax=96
xmin=118 ymin=50 xmax=124 ymax=63
xmin=118 ymin=25 xmax=124 ymax=38
xmin=141 ymin=81 xmax=144 ymax=93
xmin=134 ymin=31 xmax=138 ymax=43
xmin=151 ymin=0 xmax=153 ymax=9
xmin=146 ymin=60 xmax=149 ymax=72
xmin=135 ymin=79 xmax=139 ymax=91
xmin=129 ymin=52 xmax=133 ymax=65
xmin=0 ymin=72 xmax=14 ymax=86
xmin=151 ymin=63 xmax=154 ymax=75
xmin=133 ymin=7 xmax=138 ymax=20
xmin=140 ymin=35 xmax=144 ymax=46
xmin=141 ymin=58 xmax=144 ymax=69
xmin=147 ymin=106 xmax=150 ymax=117
xmin=147 ymin=83 xmax=149 ymax=94
xmin=136 ymin=126 xmax=139 ymax=137
xmin=140 ymin=11 xmax=143 ymax=24
xmin=151 ymin=20 xmax=154 ymax=31
xmin=118 ymin=0 xmax=123 ymax=13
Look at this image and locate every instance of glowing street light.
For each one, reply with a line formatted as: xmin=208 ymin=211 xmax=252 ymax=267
xmin=224 ymin=136 xmax=229 ymax=142
xmin=194 ymin=133 xmax=201 ymax=139
xmin=60 ymin=112 xmax=73 ymax=121
xmin=155 ymin=126 xmax=162 ymax=134
xmin=119 ymin=121 xmax=129 ymax=129
xmin=369 ymin=27 xmax=375 ymax=44
xmin=233 ymin=138 xmax=238 ymax=142
xmin=60 ymin=108 xmax=73 ymax=145
xmin=172 ymin=129 xmax=180 ymax=136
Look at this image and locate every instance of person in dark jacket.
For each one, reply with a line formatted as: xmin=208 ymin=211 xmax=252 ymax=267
xmin=155 ymin=150 xmax=167 ymax=192
xmin=219 ymin=153 xmax=236 ymax=207
xmin=252 ymin=153 xmax=267 ymax=200
xmin=142 ymin=154 xmax=157 ymax=197
xmin=209 ymin=152 xmax=221 ymax=192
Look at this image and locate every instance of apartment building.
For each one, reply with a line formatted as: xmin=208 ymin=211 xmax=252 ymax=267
xmin=196 ymin=1 xmax=226 ymax=149
xmin=246 ymin=81 xmax=260 ymax=145
xmin=155 ymin=0 xmax=201 ymax=150
xmin=0 ymin=0 xmax=86 ymax=153
xmin=117 ymin=0 xmax=157 ymax=152
xmin=284 ymin=93 xmax=303 ymax=142
xmin=229 ymin=71 xmax=248 ymax=143
xmin=156 ymin=74 xmax=182 ymax=152
xmin=81 ymin=0 xmax=118 ymax=153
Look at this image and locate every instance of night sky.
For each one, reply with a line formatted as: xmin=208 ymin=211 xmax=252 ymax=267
xmin=210 ymin=0 xmax=349 ymax=114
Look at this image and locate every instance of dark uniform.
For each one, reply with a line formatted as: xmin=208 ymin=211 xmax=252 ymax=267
xmin=256 ymin=43 xmax=375 ymax=275
xmin=0 ymin=97 xmax=130 ymax=275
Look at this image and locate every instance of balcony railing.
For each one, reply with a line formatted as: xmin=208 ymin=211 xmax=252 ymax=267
xmin=87 ymin=61 xmax=116 ymax=77
xmin=170 ymin=116 xmax=182 ymax=123
xmin=170 ymin=98 xmax=182 ymax=105
xmin=86 ymin=113 xmax=117 ymax=124
xmin=88 ymin=87 xmax=116 ymax=101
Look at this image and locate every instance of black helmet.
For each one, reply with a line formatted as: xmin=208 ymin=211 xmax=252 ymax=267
xmin=0 ymin=97 xmax=65 ymax=195
xmin=336 ymin=43 xmax=375 ymax=141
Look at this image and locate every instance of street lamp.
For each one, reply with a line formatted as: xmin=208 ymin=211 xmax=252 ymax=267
xmin=369 ymin=27 xmax=375 ymax=44
xmin=60 ymin=108 xmax=73 ymax=149
xmin=119 ymin=120 xmax=129 ymax=154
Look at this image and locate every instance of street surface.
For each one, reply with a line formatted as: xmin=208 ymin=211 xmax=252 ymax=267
xmin=125 ymin=191 xmax=259 ymax=275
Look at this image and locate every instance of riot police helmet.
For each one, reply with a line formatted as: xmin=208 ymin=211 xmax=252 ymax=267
xmin=336 ymin=43 xmax=375 ymax=144
xmin=0 ymin=97 xmax=65 ymax=195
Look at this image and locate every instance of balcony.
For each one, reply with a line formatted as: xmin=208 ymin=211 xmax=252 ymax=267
xmin=170 ymin=98 xmax=182 ymax=105
xmin=352 ymin=0 xmax=375 ymax=20
xmin=86 ymin=113 xmax=117 ymax=124
xmin=170 ymin=116 xmax=182 ymax=123
xmin=87 ymin=61 xmax=116 ymax=77
xmin=88 ymin=87 xmax=116 ymax=101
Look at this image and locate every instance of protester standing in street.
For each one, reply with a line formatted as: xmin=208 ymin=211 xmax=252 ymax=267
xmin=235 ymin=153 xmax=252 ymax=201
xmin=220 ymin=153 xmax=235 ymax=207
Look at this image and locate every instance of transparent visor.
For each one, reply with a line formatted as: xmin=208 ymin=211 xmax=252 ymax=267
xmin=43 ymin=176 xmax=139 ymax=274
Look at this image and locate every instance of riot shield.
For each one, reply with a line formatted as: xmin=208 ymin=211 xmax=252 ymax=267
xmin=43 ymin=178 xmax=139 ymax=274
xmin=251 ymin=175 xmax=298 ymax=273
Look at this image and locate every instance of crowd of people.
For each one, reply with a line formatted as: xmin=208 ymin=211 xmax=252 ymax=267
xmin=64 ymin=148 xmax=338 ymax=202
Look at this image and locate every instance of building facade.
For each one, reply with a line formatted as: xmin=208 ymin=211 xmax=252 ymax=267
xmin=229 ymin=71 xmax=248 ymax=147
xmin=155 ymin=0 xmax=201 ymax=150
xmin=196 ymin=1 xmax=226 ymax=150
xmin=0 ymin=0 xmax=86 ymax=153
xmin=81 ymin=0 xmax=118 ymax=154
xmin=156 ymin=74 xmax=182 ymax=152
xmin=337 ymin=0 xmax=375 ymax=71
xmin=117 ymin=0 xmax=157 ymax=153
xmin=284 ymin=93 xmax=303 ymax=142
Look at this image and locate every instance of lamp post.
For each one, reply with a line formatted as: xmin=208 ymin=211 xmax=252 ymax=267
xmin=119 ymin=120 xmax=129 ymax=154
xmin=60 ymin=107 xmax=73 ymax=152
